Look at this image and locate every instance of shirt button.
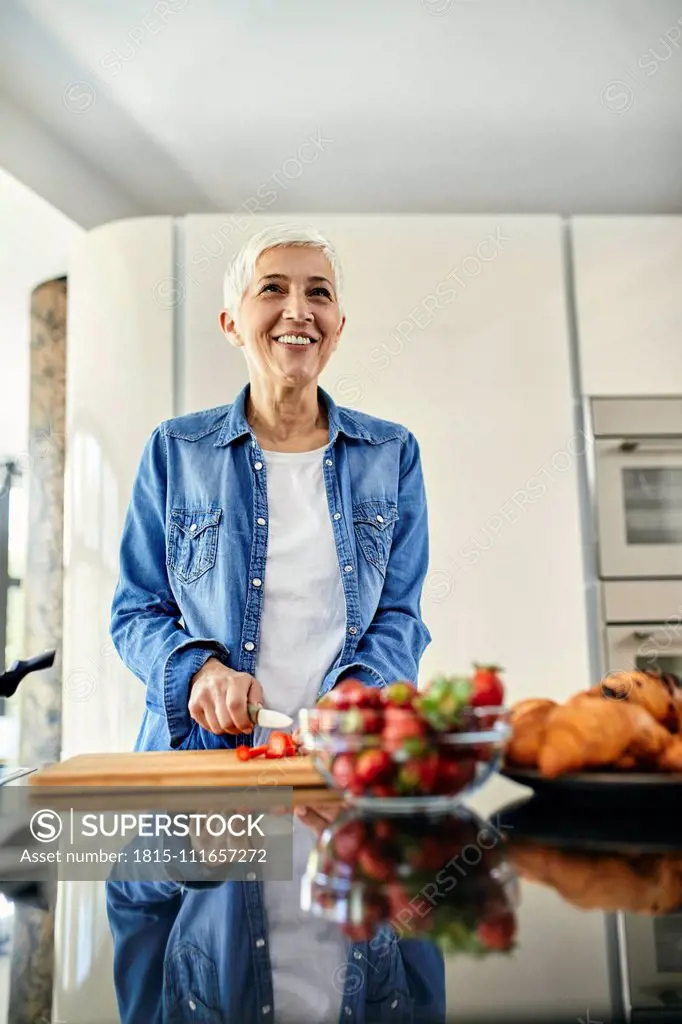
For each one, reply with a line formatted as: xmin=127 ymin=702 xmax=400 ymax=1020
xmin=188 ymin=999 xmax=197 ymax=1010
xmin=256 ymin=937 xmax=266 ymax=948
xmin=353 ymin=949 xmax=362 ymax=960
xmin=246 ymin=871 xmax=257 ymax=881
xmin=325 ymin=458 xmax=333 ymax=466
xmin=391 ymin=999 xmax=399 ymax=1008
xmin=262 ymin=1005 xmax=271 ymax=1015
xmin=333 ymin=512 xmax=341 ymax=520
xmin=257 ymin=517 xmax=266 ymax=526
xmin=244 ymin=642 xmax=255 ymax=651
xmin=348 ymin=626 xmax=357 ymax=635
xmin=376 ymin=515 xmax=384 ymax=523
xmin=344 ymin=565 xmax=353 ymax=573
xmin=345 ymin=1009 xmax=353 ymax=1017
xmin=189 ymin=523 xmax=198 ymax=533
xmin=252 ymin=578 xmax=262 ymax=587
xmin=254 ymin=461 xmax=263 ymax=470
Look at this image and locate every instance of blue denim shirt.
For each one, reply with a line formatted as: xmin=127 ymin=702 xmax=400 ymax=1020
xmin=107 ymin=382 xmax=441 ymax=1023
xmin=110 ymin=381 xmax=432 ymax=753
xmin=106 ymin=872 xmax=445 ymax=1024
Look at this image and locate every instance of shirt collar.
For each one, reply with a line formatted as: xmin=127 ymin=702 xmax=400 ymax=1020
xmin=213 ymin=381 xmax=376 ymax=447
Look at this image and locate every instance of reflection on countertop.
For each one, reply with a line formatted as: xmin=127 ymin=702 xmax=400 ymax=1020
xmin=6 ymin=775 xmax=682 ymax=1021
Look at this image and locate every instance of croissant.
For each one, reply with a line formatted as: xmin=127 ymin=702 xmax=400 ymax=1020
xmin=507 ymin=701 xmax=556 ymax=767
xmin=658 ymin=737 xmax=682 ymax=771
xmin=599 ymin=671 xmax=678 ymax=729
xmin=509 ymin=844 xmax=682 ymax=915
xmin=537 ymin=700 xmax=664 ymax=778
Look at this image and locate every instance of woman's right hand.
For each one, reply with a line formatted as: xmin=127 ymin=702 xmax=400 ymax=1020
xmin=188 ymin=657 xmax=264 ymax=735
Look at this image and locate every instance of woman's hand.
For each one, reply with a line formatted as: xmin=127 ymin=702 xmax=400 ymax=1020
xmin=188 ymin=657 xmax=264 ymax=735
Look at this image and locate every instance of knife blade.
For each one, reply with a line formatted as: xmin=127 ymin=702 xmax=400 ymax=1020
xmin=248 ymin=703 xmax=294 ymax=729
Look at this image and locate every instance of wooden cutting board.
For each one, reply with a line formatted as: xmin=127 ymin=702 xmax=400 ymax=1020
xmin=28 ymin=750 xmax=327 ymax=789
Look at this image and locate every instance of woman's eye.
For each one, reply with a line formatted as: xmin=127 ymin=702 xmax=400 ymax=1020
xmin=260 ymin=283 xmax=281 ymax=293
xmin=311 ymin=287 xmax=332 ymax=298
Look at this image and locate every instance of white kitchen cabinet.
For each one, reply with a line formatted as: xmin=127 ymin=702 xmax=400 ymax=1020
xmin=572 ymin=216 xmax=682 ymax=396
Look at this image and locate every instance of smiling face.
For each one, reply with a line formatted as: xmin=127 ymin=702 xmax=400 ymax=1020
xmin=220 ymin=245 xmax=345 ymax=388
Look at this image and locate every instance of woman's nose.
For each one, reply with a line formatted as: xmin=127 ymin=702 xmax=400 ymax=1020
xmin=284 ymin=291 xmax=314 ymax=322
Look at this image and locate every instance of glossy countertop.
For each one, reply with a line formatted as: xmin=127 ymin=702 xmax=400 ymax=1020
xmin=1 ymin=772 xmax=681 ymax=1023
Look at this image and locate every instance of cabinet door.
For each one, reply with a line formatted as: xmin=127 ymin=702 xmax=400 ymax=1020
xmin=572 ymin=216 xmax=682 ymax=396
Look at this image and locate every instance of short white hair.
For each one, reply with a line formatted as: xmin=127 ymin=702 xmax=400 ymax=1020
xmin=222 ymin=223 xmax=344 ymax=321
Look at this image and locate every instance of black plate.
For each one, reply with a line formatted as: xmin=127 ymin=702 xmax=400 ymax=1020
xmin=494 ymin=794 xmax=682 ymax=853
xmin=501 ymin=765 xmax=682 ymax=809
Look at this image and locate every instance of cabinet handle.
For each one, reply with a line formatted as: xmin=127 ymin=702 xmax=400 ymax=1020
xmin=619 ymin=440 xmax=682 ymax=453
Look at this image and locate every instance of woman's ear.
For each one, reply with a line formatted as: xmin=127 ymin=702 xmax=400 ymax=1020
xmin=332 ymin=314 xmax=346 ymax=349
xmin=220 ymin=309 xmax=243 ymax=348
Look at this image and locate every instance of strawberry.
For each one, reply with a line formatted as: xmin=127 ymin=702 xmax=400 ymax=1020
xmin=395 ymin=752 xmax=438 ymax=794
xmin=476 ymin=911 xmax=516 ymax=951
xmin=333 ymin=820 xmax=367 ymax=863
xmin=405 ymin=836 xmax=443 ymax=872
xmin=328 ymin=680 xmax=368 ymax=710
xmin=331 ymin=752 xmax=357 ymax=790
xmin=381 ymin=681 xmax=418 ymax=708
xmin=358 ymin=845 xmax=395 ymax=882
xmin=372 ymin=819 xmax=395 ymax=842
xmin=471 ymin=664 xmax=505 ymax=707
xmin=416 ymin=676 xmax=473 ymax=731
xmin=382 ymin=708 xmax=427 ymax=754
xmin=433 ymin=756 xmax=476 ymax=794
xmin=369 ymin=783 xmax=397 ymax=798
xmin=354 ymin=749 xmax=393 ymax=786
xmin=340 ymin=707 xmax=382 ymax=734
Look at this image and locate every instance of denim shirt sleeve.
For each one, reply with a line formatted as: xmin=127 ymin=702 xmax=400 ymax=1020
xmin=324 ymin=431 xmax=432 ymax=691
xmin=110 ymin=425 xmax=230 ymax=747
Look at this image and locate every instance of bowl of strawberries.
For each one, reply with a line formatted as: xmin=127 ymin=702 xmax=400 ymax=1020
xmin=301 ymin=808 xmax=519 ymax=953
xmin=299 ymin=665 xmax=511 ymax=813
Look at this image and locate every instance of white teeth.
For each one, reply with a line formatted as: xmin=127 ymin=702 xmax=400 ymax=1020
xmin=275 ymin=334 xmax=313 ymax=346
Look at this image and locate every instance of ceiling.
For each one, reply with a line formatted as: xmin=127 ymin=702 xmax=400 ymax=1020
xmin=0 ymin=0 xmax=681 ymax=227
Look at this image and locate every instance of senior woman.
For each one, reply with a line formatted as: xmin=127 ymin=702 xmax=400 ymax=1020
xmin=106 ymin=225 xmax=443 ymax=1024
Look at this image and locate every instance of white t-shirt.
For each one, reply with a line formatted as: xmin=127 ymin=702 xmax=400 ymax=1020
xmin=254 ymin=444 xmax=349 ymax=1023
xmin=252 ymin=443 xmax=347 ymax=720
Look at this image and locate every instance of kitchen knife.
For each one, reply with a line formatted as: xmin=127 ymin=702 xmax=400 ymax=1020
xmin=248 ymin=703 xmax=294 ymax=729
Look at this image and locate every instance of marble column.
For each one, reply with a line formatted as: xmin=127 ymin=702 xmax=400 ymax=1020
xmin=9 ymin=277 xmax=67 ymax=1024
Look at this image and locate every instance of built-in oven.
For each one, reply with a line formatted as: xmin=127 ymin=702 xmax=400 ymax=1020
xmin=592 ymin=398 xmax=682 ymax=579
xmin=603 ymin=581 xmax=682 ymax=677
xmin=616 ymin=911 xmax=682 ymax=1022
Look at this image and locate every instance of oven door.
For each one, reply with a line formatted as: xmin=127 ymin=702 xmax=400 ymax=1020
xmin=606 ymin=624 xmax=682 ymax=677
xmin=618 ymin=912 xmax=682 ymax=1020
xmin=595 ymin=439 xmax=682 ymax=578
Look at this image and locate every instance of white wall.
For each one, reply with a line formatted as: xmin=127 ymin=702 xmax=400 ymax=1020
xmin=0 ymin=167 xmax=82 ymax=460
xmin=573 ymin=215 xmax=682 ymax=396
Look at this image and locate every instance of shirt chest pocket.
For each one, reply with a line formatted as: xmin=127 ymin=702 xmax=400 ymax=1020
xmin=352 ymin=501 xmax=399 ymax=577
xmin=167 ymin=507 xmax=222 ymax=585
xmin=164 ymin=944 xmax=223 ymax=1023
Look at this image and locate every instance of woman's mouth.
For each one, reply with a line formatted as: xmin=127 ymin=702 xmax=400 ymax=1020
xmin=272 ymin=334 xmax=318 ymax=347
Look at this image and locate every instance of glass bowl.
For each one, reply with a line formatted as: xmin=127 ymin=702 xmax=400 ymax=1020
xmin=301 ymin=808 xmax=519 ymax=951
xmin=298 ymin=705 xmax=510 ymax=814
